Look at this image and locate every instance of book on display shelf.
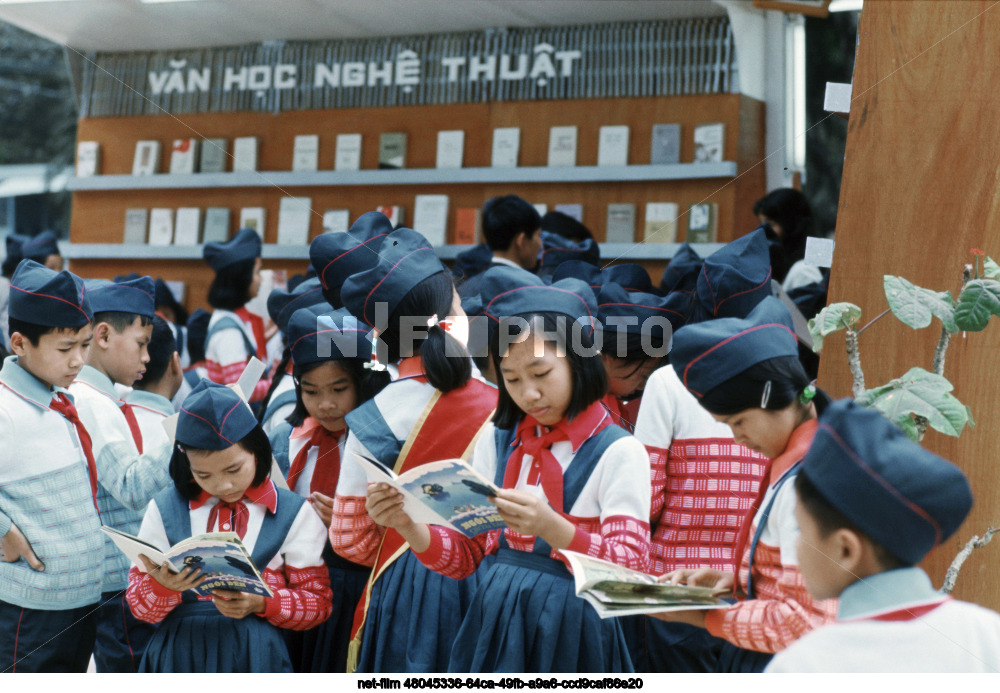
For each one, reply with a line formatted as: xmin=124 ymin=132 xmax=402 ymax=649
xmin=693 ymin=123 xmax=725 ymax=163
xmin=239 ymin=207 xmax=266 ymax=239
xmin=199 ymin=138 xmax=228 ymax=174
xmin=687 ymin=203 xmax=718 ymax=243
xmin=173 ymin=207 xmax=202 ymax=245
xmin=547 ymin=126 xmax=578 ymax=167
xmin=554 ymin=203 xmax=583 ymax=223
xmin=76 ymin=141 xmax=101 ymax=177
xmin=491 ymin=127 xmax=520 ymax=168
xmin=597 ymin=125 xmax=630 ymax=167
xmin=643 ymin=202 xmax=679 ymax=244
xmin=232 ymin=137 xmax=259 ymax=172
xmin=322 ymin=210 xmax=351 ymax=234
xmin=123 ymin=208 xmax=148 ymax=244
xmin=605 ymin=203 xmax=636 ymax=244
xmin=435 ymin=130 xmax=465 ymax=169
xmin=169 ymin=138 xmax=199 ymax=174
xmin=276 ymin=197 xmax=312 ymax=245
xmin=148 ymin=208 xmax=174 ymax=246
xmin=413 ymin=195 xmax=449 ymax=247
xmin=378 ymin=132 xmax=407 ymax=170
xmin=202 ymin=208 xmax=231 ymax=244
xmin=454 ymin=207 xmax=480 ymax=245
xmin=292 ymin=135 xmax=320 ymax=172
xmin=650 ymin=123 xmax=682 ymax=165
xmin=132 ymin=140 xmax=161 ymax=176
xmin=334 ymin=134 xmax=362 ymax=171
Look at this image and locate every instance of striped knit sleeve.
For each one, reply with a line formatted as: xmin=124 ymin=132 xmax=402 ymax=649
xmin=415 ymin=526 xmax=490 ymax=579
xmin=126 ymin=566 xmax=183 ymax=623
xmin=96 ymin=439 xmax=172 ymax=512
xmin=259 ymin=565 xmax=333 ymax=630
xmin=330 ymin=434 xmax=385 ymax=566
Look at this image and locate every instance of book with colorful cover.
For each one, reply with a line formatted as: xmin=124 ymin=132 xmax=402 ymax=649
xmin=558 ymin=550 xmax=730 ymax=618
xmin=352 ymin=454 xmax=505 ymax=538
xmin=102 ymin=526 xmax=273 ymax=598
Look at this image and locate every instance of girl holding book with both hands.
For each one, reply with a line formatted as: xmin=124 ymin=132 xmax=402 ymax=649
xmin=269 ymin=303 xmax=390 ymax=672
xmin=650 ymin=297 xmax=837 ymax=672
xmin=329 ymin=228 xmax=497 ymax=673
xmin=367 ymin=276 xmax=651 ymax=673
xmin=125 ymin=379 xmax=332 ymax=672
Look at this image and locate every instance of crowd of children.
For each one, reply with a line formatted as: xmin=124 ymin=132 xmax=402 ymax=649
xmin=0 ymin=197 xmax=999 ymax=674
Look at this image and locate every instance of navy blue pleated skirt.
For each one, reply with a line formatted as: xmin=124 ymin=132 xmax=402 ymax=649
xmin=448 ymin=549 xmax=634 ymax=674
xmin=356 ymin=549 xmax=481 ymax=673
xmin=717 ymin=640 xmax=773 ymax=673
xmin=139 ymin=600 xmax=293 ymax=673
xmin=285 ymin=548 xmax=370 ymax=673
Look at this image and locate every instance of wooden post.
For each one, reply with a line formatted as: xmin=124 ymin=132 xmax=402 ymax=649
xmin=819 ymin=0 xmax=1000 ymax=608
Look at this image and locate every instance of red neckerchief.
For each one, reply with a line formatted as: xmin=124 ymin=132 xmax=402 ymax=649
xmin=50 ymin=393 xmax=101 ymax=516
xmin=600 ymin=393 xmax=642 ymax=433
xmin=396 ymin=356 xmax=425 ymax=380
xmin=191 ymin=479 xmax=278 ymax=539
xmin=119 ymin=401 xmax=144 ymax=453
xmin=234 ymin=307 xmax=268 ymax=362
xmin=731 ymin=418 xmax=818 ymax=582
xmin=287 ymin=417 xmax=344 ymax=496
xmin=502 ymin=401 xmax=611 ymax=512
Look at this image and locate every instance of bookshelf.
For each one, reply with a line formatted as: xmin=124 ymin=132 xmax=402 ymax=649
xmin=69 ymin=93 xmax=765 ymax=312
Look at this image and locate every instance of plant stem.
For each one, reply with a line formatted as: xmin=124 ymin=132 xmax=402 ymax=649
xmin=844 ymin=327 xmax=866 ymax=399
xmin=942 ymin=527 xmax=1000 ymax=594
xmin=918 ymin=264 xmax=972 ymax=439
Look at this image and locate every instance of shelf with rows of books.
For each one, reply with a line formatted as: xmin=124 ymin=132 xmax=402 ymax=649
xmin=68 ymin=94 xmax=764 ymax=312
xmin=61 ymin=241 xmax=725 ymax=262
xmin=66 ymin=162 xmax=738 ymax=191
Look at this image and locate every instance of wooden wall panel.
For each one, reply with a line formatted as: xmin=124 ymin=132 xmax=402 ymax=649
xmin=819 ymin=0 xmax=1000 ymax=609
xmin=72 ymin=94 xmax=764 ymax=311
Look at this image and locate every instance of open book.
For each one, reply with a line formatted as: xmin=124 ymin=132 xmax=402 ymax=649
xmin=103 ymin=526 xmax=273 ymax=598
xmin=353 ymin=454 xmax=506 ymax=538
xmin=559 ymin=550 xmax=730 ymax=618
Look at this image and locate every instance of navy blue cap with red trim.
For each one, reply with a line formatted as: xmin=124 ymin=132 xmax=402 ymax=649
xmin=688 ymin=227 xmax=773 ymax=324
xmin=177 ymin=379 xmax=258 ymax=451
xmin=801 ymin=398 xmax=973 ymax=565
xmin=537 ymin=231 xmax=600 ymax=274
xmin=9 ymin=259 xmax=93 ymax=328
xmin=597 ymin=283 xmax=679 ymax=355
xmin=309 ymin=211 xmax=392 ymax=304
xmin=288 ymin=305 xmax=372 ymax=367
xmin=85 ymin=275 xmax=156 ymax=319
xmin=483 ymin=276 xmax=598 ymax=336
xmin=203 ymin=227 xmax=262 ymax=272
xmin=660 ymin=242 xmax=703 ymax=293
xmin=266 ymin=277 xmax=325 ymax=337
xmin=340 ymin=227 xmax=446 ymax=329
xmin=670 ymin=296 xmax=797 ymax=398
xmin=21 ymin=231 xmax=60 ymax=262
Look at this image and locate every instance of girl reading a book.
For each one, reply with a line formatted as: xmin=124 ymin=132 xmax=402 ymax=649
xmin=125 ymin=379 xmax=332 ymax=673
xmin=202 ymin=228 xmax=275 ymax=406
xmin=366 ymin=277 xmax=651 ymax=672
xmin=329 ymin=228 xmax=496 ymax=673
xmin=269 ymin=304 xmax=389 ymax=673
xmin=649 ymin=297 xmax=837 ymax=672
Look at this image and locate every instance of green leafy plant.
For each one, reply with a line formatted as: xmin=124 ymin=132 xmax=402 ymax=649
xmin=808 ymin=250 xmax=1000 ymax=442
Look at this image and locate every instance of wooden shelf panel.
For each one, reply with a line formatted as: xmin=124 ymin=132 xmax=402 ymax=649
xmin=61 ymin=242 xmax=724 ymax=262
xmin=66 ymin=162 xmax=738 ymax=191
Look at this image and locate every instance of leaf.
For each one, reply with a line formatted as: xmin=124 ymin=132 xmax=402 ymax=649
xmin=807 ymin=302 xmax=861 ymax=353
xmin=953 ymin=279 xmax=1000 ymax=332
xmin=857 ymin=367 xmax=971 ymax=440
xmin=883 ymin=275 xmax=957 ymax=333
xmin=984 ymin=256 xmax=1000 ymax=280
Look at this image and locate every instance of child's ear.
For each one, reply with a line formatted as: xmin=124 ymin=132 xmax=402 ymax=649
xmin=8 ymin=332 xmax=27 ymax=357
xmin=94 ymin=321 xmax=113 ymax=348
xmin=832 ymin=527 xmax=866 ymax=573
xmin=169 ymin=351 xmax=183 ymax=376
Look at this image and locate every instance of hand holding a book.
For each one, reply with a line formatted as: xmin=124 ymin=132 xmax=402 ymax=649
xmin=139 ymin=553 xmax=210 ymax=593
xmin=366 ymin=482 xmax=431 ymax=552
xmin=211 ymin=589 xmax=266 ymax=619
xmin=491 ymin=489 xmax=576 ymax=550
xmin=0 ymin=523 xmax=45 ymax=572
xmin=660 ymin=567 xmax=735 ymax=593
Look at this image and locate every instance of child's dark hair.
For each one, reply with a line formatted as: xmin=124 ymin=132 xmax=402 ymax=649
xmin=699 ymin=355 xmax=810 ymax=416
xmin=94 ymin=311 xmax=154 ymax=333
xmin=169 ymin=424 xmax=272 ymax=500
xmin=285 ymin=358 xmax=390 ymax=427
xmin=379 ymin=271 xmax=471 ymax=392
xmin=491 ymin=312 xmax=608 ymax=429
xmin=9 ymin=317 xmax=92 ymax=346
xmin=794 ymin=472 xmax=907 ymax=571
xmin=207 ymin=257 xmax=257 ymax=311
xmin=481 ymin=195 xmax=541 ymax=252
xmin=137 ymin=315 xmax=177 ymax=387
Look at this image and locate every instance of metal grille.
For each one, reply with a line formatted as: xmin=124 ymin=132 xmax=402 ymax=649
xmin=80 ymin=18 xmax=737 ymax=118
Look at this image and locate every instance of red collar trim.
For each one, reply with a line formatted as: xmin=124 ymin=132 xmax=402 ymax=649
xmin=852 ymin=598 xmax=950 ymax=623
xmin=515 ymin=400 xmax=609 ymax=453
xmin=397 ymin=356 xmax=425 ymax=379
xmin=190 ymin=479 xmax=278 ymax=513
xmin=769 ymin=418 xmax=817 ymax=481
